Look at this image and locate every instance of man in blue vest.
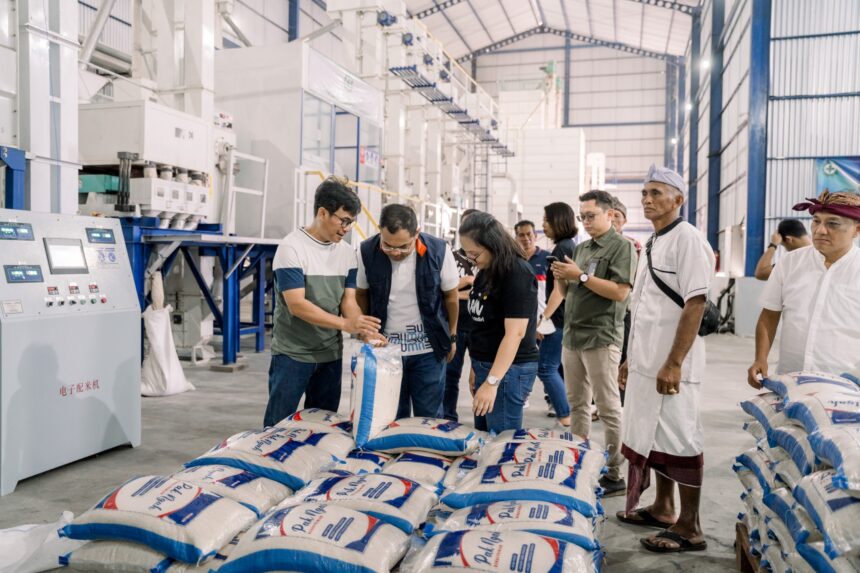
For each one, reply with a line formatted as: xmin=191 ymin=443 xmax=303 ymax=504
xmin=356 ymin=204 xmax=461 ymax=418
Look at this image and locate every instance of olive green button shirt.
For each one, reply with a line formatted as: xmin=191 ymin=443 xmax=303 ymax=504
xmin=563 ymin=226 xmax=638 ymax=351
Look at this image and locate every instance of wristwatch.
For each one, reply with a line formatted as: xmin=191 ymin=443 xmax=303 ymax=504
xmin=767 ymin=243 xmax=778 ymax=250
xmin=579 ymin=272 xmax=590 ymax=283
xmin=450 ymin=333 xmax=458 ymax=343
xmin=485 ymin=374 xmax=501 ymax=387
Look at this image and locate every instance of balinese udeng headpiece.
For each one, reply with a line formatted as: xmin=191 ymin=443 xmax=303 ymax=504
xmin=793 ymin=190 xmax=860 ymax=221
xmin=644 ymin=164 xmax=687 ymax=196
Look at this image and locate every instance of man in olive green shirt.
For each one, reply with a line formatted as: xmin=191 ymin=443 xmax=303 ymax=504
xmin=552 ymin=189 xmax=638 ymax=496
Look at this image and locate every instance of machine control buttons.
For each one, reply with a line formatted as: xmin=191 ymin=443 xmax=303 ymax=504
xmin=77 ymin=295 xmax=87 ymax=304
xmin=47 ymin=286 xmax=59 ymax=296
xmin=100 ymin=296 xmax=107 ymax=304
xmin=68 ymin=297 xmax=77 ymax=305
xmin=58 ymin=298 xmax=65 ymax=306
xmin=45 ymin=297 xmax=54 ymax=307
xmin=68 ymin=283 xmax=80 ymax=295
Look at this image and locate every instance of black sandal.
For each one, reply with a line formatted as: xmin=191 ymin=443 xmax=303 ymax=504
xmin=640 ymin=530 xmax=708 ymax=553
xmin=616 ymin=508 xmax=676 ymax=529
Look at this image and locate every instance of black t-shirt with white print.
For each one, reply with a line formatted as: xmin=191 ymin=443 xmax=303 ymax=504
xmin=467 ymin=258 xmax=539 ymax=364
xmin=453 ymin=249 xmax=476 ymax=333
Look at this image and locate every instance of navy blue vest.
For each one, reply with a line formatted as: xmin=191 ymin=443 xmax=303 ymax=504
xmin=359 ymin=232 xmax=451 ymax=359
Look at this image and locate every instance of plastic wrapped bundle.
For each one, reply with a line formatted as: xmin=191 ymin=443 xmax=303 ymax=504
xmin=58 ymin=476 xmax=257 ymax=564
xmin=735 ymin=447 xmax=779 ymax=494
xmin=290 ymin=473 xmax=437 ymax=534
xmin=741 ymin=392 xmax=790 ymax=434
xmin=400 ymin=529 xmax=602 ymax=573
xmin=763 ymin=488 xmax=822 ymax=546
xmin=768 ymin=425 xmax=820 ymax=475
xmin=809 ymin=426 xmax=860 ymax=494
xmin=350 ymin=343 xmax=403 ymax=448
xmin=440 ymin=462 xmax=602 ymax=518
xmin=423 ymin=500 xmax=599 ymax=551
xmin=785 ymin=392 xmax=860 ymax=434
xmin=184 ymin=429 xmax=335 ymax=490
xmin=794 ymin=470 xmax=860 ymax=559
xmin=363 ymin=418 xmax=486 ymax=456
xmin=763 ymin=372 xmax=859 ymax=401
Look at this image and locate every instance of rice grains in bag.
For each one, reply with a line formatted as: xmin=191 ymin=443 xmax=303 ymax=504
xmin=58 ymin=476 xmax=256 ymax=564
xmin=291 ymin=472 xmax=437 ymax=534
xmin=351 ymin=343 xmax=403 ymax=448
xmin=423 ymin=500 xmax=599 ymax=551
xmin=363 ymin=418 xmax=485 ymax=456
xmin=794 ymin=470 xmax=860 ymax=559
xmin=401 ymin=529 xmax=602 ymax=573
xmin=217 ymin=503 xmax=409 ymax=573
xmin=809 ymin=426 xmax=860 ymax=494
xmin=184 ymin=428 xmax=335 ymax=490
xmin=440 ymin=462 xmax=602 ymax=518
xmin=171 ymin=465 xmax=291 ymax=517
xmin=383 ymin=451 xmax=453 ymax=492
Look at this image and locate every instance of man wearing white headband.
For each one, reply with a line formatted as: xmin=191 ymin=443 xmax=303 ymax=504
xmin=616 ymin=164 xmax=716 ymax=554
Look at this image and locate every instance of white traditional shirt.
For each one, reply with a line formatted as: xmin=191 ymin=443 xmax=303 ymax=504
xmin=628 ymin=218 xmax=716 ymax=383
xmin=759 ymin=244 xmax=860 ymax=376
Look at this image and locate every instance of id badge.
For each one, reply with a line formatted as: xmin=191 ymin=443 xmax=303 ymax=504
xmin=587 ymin=259 xmax=599 ymax=275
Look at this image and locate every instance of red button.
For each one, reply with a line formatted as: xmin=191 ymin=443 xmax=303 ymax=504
xmin=100 ymin=297 xmax=107 ymax=304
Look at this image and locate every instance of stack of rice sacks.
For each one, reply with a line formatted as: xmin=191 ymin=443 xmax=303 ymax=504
xmin=735 ymin=371 xmax=860 ymax=573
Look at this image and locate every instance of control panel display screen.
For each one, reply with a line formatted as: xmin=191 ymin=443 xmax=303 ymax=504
xmin=86 ymin=228 xmax=116 ymax=244
xmin=0 ymin=222 xmax=35 ymax=241
xmin=44 ymin=238 xmax=89 ymax=275
xmin=4 ymin=265 xmax=44 ymax=283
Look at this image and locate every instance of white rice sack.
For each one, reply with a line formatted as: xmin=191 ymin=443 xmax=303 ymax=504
xmin=351 ymin=342 xmax=403 ymax=448
xmin=763 ymin=372 xmax=860 ymax=400
xmin=476 ymin=441 xmax=606 ymax=485
xmin=785 ymin=392 xmax=860 ymax=434
xmin=267 ymin=421 xmax=356 ymax=460
xmin=810 ymin=426 xmax=860 ymax=494
xmin=291 ymin=473 xmax=437 ymax=534
xmin=797 ymin=542 xmax=860 ymax=573
xmin=60 ymin=536 xmax=239 ymax=573
xmin=769 ymin=446 xmax=804 ymax=490
xmin=184 ymin=428 xmax=335 ymax=489
xmin=794 ymin=470 xmax=860 ymax=559
xmin=764 ymin=489 xmax=822 ymax=545
xmin=442 ymin=456 xmax=479 ymax=489
xmin=400 ymin=529 xmax=601 ymax=573
xmin=383 ymin=451 xmax=453 ymax=492
xmin=735 ymin=447 xmax=779 ymax=494
xmin=281 ymin=408 xmax=352 ymax=433
xmin=764 ymin=510 xmax=796 ymax=555
xmin=216 ymin=502 xmax=409 ymax=573
xmin=440 ymin=462 xmax=601 ymax=518
xmin=733 ymin=464 xmax=761 ymax=494
xmin=786 ymin=551 xmax=817 ymax=573
xmin=341 ymin=450 xmax=394 ymax=475
xmin=492 ymin=428 xmax=600 ymax=451
xmin=423 ymin=500 xmax=599 ymax=551
xmin=170 ymin=465 xmax=291 ymax=517
xmin=768 ymin=425 xmax=820 ymax=476
xmin=744 ymin=420 xmax=768 ymax=441
xmin=740 ymin=392 xmax=790 ymax=434
xmin=762 ymin=543 xmax=791 ymax=573
xmin=58 ymin=476 xmax=256 ymax=564
xmin=363 ymin=418 xmax=486 ymax=456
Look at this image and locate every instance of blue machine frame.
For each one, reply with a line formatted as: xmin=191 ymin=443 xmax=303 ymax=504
xmin=1 ymin=146 xmax=27 ymax=210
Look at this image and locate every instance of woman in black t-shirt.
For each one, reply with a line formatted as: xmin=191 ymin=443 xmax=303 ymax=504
xmin=459 ymin=212 xmax=539 ymax=433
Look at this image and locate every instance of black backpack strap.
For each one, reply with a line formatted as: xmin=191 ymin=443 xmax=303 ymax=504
xmin=646 ymin=238 xmax=685 ymax=309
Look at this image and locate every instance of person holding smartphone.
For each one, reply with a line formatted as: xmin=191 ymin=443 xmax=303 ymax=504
xmin=460 ymin=212 xmax=539 ymax=433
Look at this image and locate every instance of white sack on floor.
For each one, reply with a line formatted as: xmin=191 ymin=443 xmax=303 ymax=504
xmin=0 ymin=512 xmax=83 ymax=573
xmin=141 ymin=304 xmax=194 ymax=397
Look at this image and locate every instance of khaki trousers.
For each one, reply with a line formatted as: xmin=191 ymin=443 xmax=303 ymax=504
xmin=562 ymin=345 xmax=624 ymax=480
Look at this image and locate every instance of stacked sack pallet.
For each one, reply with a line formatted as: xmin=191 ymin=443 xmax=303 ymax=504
xmin=734 ymin=371 xmax=860 ymax=573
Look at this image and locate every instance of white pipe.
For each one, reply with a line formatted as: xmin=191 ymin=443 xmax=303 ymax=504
xmin=80 ymin=0 xmax=118 ymax=66
xmin=222 ymin=13 xmax=252 ymax=47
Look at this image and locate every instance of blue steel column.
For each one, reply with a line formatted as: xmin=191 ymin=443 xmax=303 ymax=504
xmin=745 ymin=0 xmax=772 ymax=276
xmin=687 ymin=13 xmax=702 ymax=223
xmin=221 ymin=246 xmax=238 ymax=364
xmin=707 ymin=0 xmax=725 ymax=251
xmin=563 ymin=38 xmax=572 ymax=127
xmin=1 ymin=146 xmax=27 ymax=210
xmin=288 ymin=0 xmax=299 ymax=41
xmin=676 ymin=62 xmax=686 ymax=177
xmin=252 ymin=255 xmax=267 ymax=352
xmin=664 ymin=62 xmax=678 ymax=169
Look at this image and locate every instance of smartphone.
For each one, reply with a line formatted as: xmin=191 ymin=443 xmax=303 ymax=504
xmin=546 ymin=255 xmax=559 ymax=265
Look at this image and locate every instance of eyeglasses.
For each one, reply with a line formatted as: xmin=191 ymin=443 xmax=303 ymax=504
xmin=381 ymin=242 xmax=414 ymax=255
xmin=577 ymin=212 xmax=600 ymax=223
xmin=465 ymin=249 xmax=485 ymax=263
xmin=329 ymin=212 xmax=355 ymax=229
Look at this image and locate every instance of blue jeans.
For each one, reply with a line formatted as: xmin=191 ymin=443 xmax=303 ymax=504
xmin=472 ymin=360 xmax=538 ymax=433
xmin=264 ymin=354 xmax=342 ymax=427
xmin=442 ymin=329 xmax=471 ymax=421
xmin=397 ymin=352 xmax=447 ymax=419
xmin=537 ymin=329 xmax=571 ymax=418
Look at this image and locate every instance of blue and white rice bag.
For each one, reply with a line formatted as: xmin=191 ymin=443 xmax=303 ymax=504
xmin=796 ymin=542 xmax=860 ymax=573
xmin=58 ymin=476 xmax=256 ymax=564
xmin=363 ymin=418 xmax=486 ymax=456
xmin=281 ymin=408 xmax=353 ymax=433
xmin=491 ymin=429 xmax=599 ymax=451
xmin=734 ymin=447 xmax=779 ymax=494
xmin=785 ymin=392 xmax=860 ymax=434
xmin=763 ymin=488 xmax=821 ymax=546
xmin=423 ymin=500 xmax=599 ymax=551
xmin=265 ymin=422 xmax=356 ymax=460
xmin=172 ymin=465 xmax=291 ymax=517
xmin=809 ymin=426 xmax=860 ymax=494
xmin=767 ymin=425 xmax=820 ymax=475
xmin=442 ymin=456 xmax=479 ymax=489
xmin=60 ymin=536 xmax=239 ymax=573
xmin=291 ymin=472 xmax=437 ymax=534
xmin=217 ymin=503 xmax=409 ymax=573
xmin=440 ymin=462 xmax=602 ymax=518
xmin=401 ymin=529 xmax=602 ymax=573
xmin=350 ymin=343 xmax=403 ymax=448
xmin=763 ymin=372 xmax=859 ymax=401
xmin=740 ymin=392 xmax=790 ymax=434
xmin=794 ymin=470 xmax=860 ymax=559
xmin=383 ymin=451 xmax=453 ymax=492
xmin=184 ymin=428 xmax=336 ymax=490
xmin=477 ymin=441 xmax=607 ymax=485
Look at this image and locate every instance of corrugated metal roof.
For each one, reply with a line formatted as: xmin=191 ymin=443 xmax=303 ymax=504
xmin=407 ymin=0 xmax=698 ymax=60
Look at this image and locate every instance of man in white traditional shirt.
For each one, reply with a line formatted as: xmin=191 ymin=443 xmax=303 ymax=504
xmin=748 ymin=191 xmax=860 ymax=385
xmin=616 ymin=165 xmax=715 ymax=554
xmin=356 ymin=204 xmax=460 ymax=418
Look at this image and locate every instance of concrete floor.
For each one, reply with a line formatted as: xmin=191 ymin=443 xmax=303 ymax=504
xmin=0 ymin=334 xmax=760 ymax=572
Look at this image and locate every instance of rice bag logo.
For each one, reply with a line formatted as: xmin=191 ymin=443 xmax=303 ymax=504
xmin=434 ymin=530 xmax=563 ymax=570
xmin=96 ymin=476 xmax=221 ymax=524
xmin=259 ymin=504 xmax=381 ymax=551
xmin=321 ymin=475 xmax=415 ymax=508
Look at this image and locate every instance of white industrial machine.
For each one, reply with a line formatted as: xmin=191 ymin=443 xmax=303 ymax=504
xmin=0 ymin=209 xmax=141 ymax=495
